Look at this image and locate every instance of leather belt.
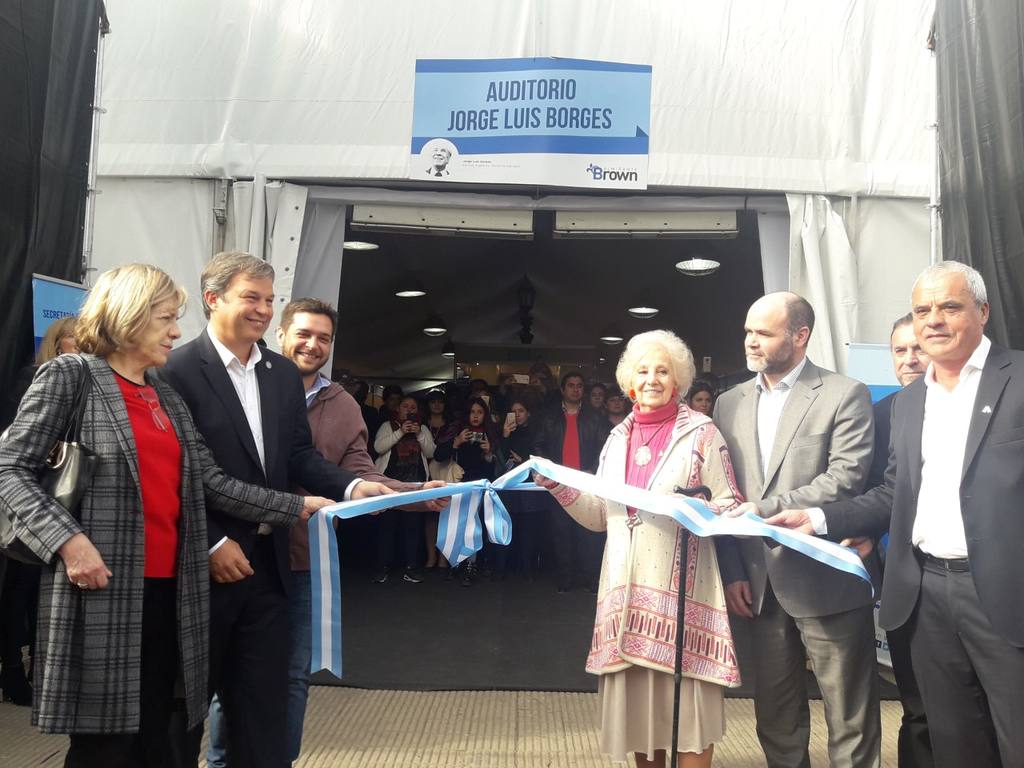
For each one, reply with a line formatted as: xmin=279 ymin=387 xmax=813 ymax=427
xmin=915 ymin=548 xmax=970 ymax=572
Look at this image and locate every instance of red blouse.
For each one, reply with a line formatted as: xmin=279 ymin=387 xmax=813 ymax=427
xmin=116 ymin=374 xmax=182 ymax=578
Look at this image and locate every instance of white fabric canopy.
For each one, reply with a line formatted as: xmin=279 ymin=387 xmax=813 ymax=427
xmin=98 ymin=0 xmax=934 ymax=197
xmin=788 ymin=194 xmax=930 ymax=371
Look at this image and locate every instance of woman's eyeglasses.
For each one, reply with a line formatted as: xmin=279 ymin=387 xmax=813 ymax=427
xmin=137 ymin=387 xmax=168 ymax=432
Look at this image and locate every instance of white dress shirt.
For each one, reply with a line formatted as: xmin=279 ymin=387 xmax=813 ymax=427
xmin=208 ymin=327 xmax=267 ymax=470
xmin=756 ymin=357 xmax=808 ymax=477
xmin=205 ymin=332 xmax=364 ymax=554
xmin=808 ymin=336 xmax=991 ymax=548
xmin=207 ymin=328 xmax=269 ymax=548
xmin=913 ymin=335 xmax=991 ymax=558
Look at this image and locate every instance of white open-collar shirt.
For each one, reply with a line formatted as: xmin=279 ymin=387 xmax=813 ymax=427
xmin=755 ymin=357 xmax=808 ymax=477
xmin=913 ymin=334 xmax=991 ymax=558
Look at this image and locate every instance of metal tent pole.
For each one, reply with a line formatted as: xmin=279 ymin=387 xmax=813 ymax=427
xmin=80 ymin=7 xmax=111 ymax=286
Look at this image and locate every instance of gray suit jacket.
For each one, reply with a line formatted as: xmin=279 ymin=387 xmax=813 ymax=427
xmin=713 ymin=359 xmax=877 ymax=618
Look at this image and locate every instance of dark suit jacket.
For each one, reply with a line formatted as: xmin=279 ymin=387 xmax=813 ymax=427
xmin=536 ymin=407 xmax=606 ymax=473
xmin=161 ymin=331 xmax=358 ymax=595
xmin=867 ymin=392 xmax=895 ymax=490
xmin=823 ymin=342 xmax=1024 ymax=646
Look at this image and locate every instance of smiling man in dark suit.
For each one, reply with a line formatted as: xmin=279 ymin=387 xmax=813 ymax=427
xmin=769 ymin=261 xmax=1024 ymax=767
xmin=161 ymin=252 xmax=394 ymax=768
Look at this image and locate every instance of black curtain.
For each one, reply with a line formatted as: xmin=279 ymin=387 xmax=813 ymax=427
xmin=936 ymin=0 xmax=1024 ymax=349
xmin=0 ymin=0 xmax=102 ymax=423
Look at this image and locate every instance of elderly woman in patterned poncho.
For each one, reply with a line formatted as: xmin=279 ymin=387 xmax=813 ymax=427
xmin=536 ymin=330 xmax=743 ymax=768
xmin=0 ymin=264 xmax=329 ymax=767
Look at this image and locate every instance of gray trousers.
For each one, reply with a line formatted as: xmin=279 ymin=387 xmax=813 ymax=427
xmin=750 ymin=585 xmax=881 ymax=768
xmin=910 ymin=562 xmax=1024 ymax=768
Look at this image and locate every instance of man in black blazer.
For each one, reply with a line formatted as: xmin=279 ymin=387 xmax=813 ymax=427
xmin=868 ymin=314 xmax=933 ymax=768
xmin=768 ymin=262 xmax=1024 ymax=767
xmin=161 ymin=252 xmax=394 ymax=768
xmin=536 ymin=370 xmax=607 ymax=592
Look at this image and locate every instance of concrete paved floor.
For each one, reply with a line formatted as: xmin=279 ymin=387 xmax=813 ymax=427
xmin=0 ymin=688 xmax=902 ymax=766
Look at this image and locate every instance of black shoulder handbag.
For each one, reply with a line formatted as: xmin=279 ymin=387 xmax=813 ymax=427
xmin=0 ymin=356 xmax=99 ymax=564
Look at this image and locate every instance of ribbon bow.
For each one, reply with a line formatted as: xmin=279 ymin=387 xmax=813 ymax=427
xmin=309 ymin=457 xmax=872 ymax=677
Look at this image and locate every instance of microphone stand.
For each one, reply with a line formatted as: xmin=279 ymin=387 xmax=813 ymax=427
xmin=668 ymin=484 xmax=712 ymax=765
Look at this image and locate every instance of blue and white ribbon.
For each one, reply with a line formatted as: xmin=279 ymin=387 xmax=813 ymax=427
xmin=309 ymin=457 xmax=872 ymax=677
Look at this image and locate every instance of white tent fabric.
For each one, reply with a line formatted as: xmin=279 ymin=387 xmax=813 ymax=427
xmin=90 ymin=177 xmax=316 ymax=347
xmin=91 ymin=177 xmax=215 ymax=342
xmin=289 ymin=200 xmax=347 ymax=372
xmin=788 ymin=195 xmax=860 ymax=372
xmin=98 ymin=0 xmax=934 ymax=197
xmin=787 ymin=194 xmax=930 ymax=372
xmin=757 ymin=210 xmax=791 ymax=294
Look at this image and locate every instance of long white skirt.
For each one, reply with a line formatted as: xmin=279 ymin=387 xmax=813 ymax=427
xmin=598 ymin=665 xmax=725 ymax=762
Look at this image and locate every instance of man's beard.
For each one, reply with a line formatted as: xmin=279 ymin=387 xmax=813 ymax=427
xmin=286 ymin=348 xmax=322 ymax=376
xmin=746 ymin=338 xmax=795 ymax=375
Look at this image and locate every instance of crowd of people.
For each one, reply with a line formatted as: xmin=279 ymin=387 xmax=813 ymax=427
xmin=0 ymin=254 xmax=1020 ymax=768
xmin=350 ymin=367 xmax=720 ymax=591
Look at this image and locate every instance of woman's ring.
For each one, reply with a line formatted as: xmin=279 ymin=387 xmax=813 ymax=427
xmin=75 ymin=582 xmax=88 ymax=589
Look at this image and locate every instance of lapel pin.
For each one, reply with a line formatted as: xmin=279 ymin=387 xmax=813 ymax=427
xmin=265 ymin=361 xmax=272 ymax=369
xmin=981 ymin=405 xmax=992 ymax=414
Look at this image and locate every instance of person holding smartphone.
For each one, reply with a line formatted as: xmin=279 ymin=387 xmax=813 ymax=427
xmin=372 ymin=396 xmax=436 ymax=583
xmin=433 ymin=396 xmax=497 ymax=585
xmin=497 ymin=397 xmax=545 ymax=580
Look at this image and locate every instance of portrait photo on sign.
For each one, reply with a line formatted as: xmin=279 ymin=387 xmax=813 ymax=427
xmin=422 ymin=139 xmax=458 ymax=177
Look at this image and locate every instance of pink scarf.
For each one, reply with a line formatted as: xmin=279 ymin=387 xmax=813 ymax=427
xmin=625 ymin=400 xmax=678 ymax=489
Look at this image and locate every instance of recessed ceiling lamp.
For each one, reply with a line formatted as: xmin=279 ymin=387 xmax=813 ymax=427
xmin=422 ymin=313 xmax=447 ymax=337
xmin=343 ymin=240 xmax=379 ymax=251
xmin=675 ymin=257 xmax=720 ymax=276
xmin=627 ymin=305 xmax=659 ymax=319
xmin=395 ymin=278 xmax=426 ymax=298
xmin=441 ymin=339 xmax=456 ymax=358
xmin=599 ymin=328 xmax=625 ymax=345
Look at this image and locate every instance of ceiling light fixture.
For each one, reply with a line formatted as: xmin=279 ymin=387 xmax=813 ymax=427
xmin=441 ymin=339 xmax=456 ymax=358
xmin=626 ymin=305 xmax=659 ymax=319
xmin=599 ymin=328 xmax=625 ymax=345
xmin=422 ymin=314 xmax=447 ymax=337
xmin=395 ymin=278 xmax=426 ymax=298
xmin=343 ymin=240 xmax=379 ymax=251
xmin=675 ymin=257 xmax=721 ymax=276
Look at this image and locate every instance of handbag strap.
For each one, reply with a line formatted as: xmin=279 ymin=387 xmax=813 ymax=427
xmin=60 ymin=355 xmax=93 ymax=444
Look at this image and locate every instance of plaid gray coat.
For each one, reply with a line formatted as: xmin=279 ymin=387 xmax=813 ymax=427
xmin=0 ymin=354 xmax=303 ymax=734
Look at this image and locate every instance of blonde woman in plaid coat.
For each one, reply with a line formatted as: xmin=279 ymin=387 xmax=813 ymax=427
xmin=0 ymin=265 xmax=328 ymax=767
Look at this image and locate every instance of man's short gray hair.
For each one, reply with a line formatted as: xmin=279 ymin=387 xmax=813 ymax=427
xmin=615 ymin=330 xmax=696 ymax=402
xmin=913 ymin=261 xmax=988 ymax=306
xmin=200 ymin=251 xmax=275 ymax=317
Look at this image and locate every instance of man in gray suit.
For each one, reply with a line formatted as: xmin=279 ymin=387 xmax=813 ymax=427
xmin=714 ymin=292 xmax=880 ymax=768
